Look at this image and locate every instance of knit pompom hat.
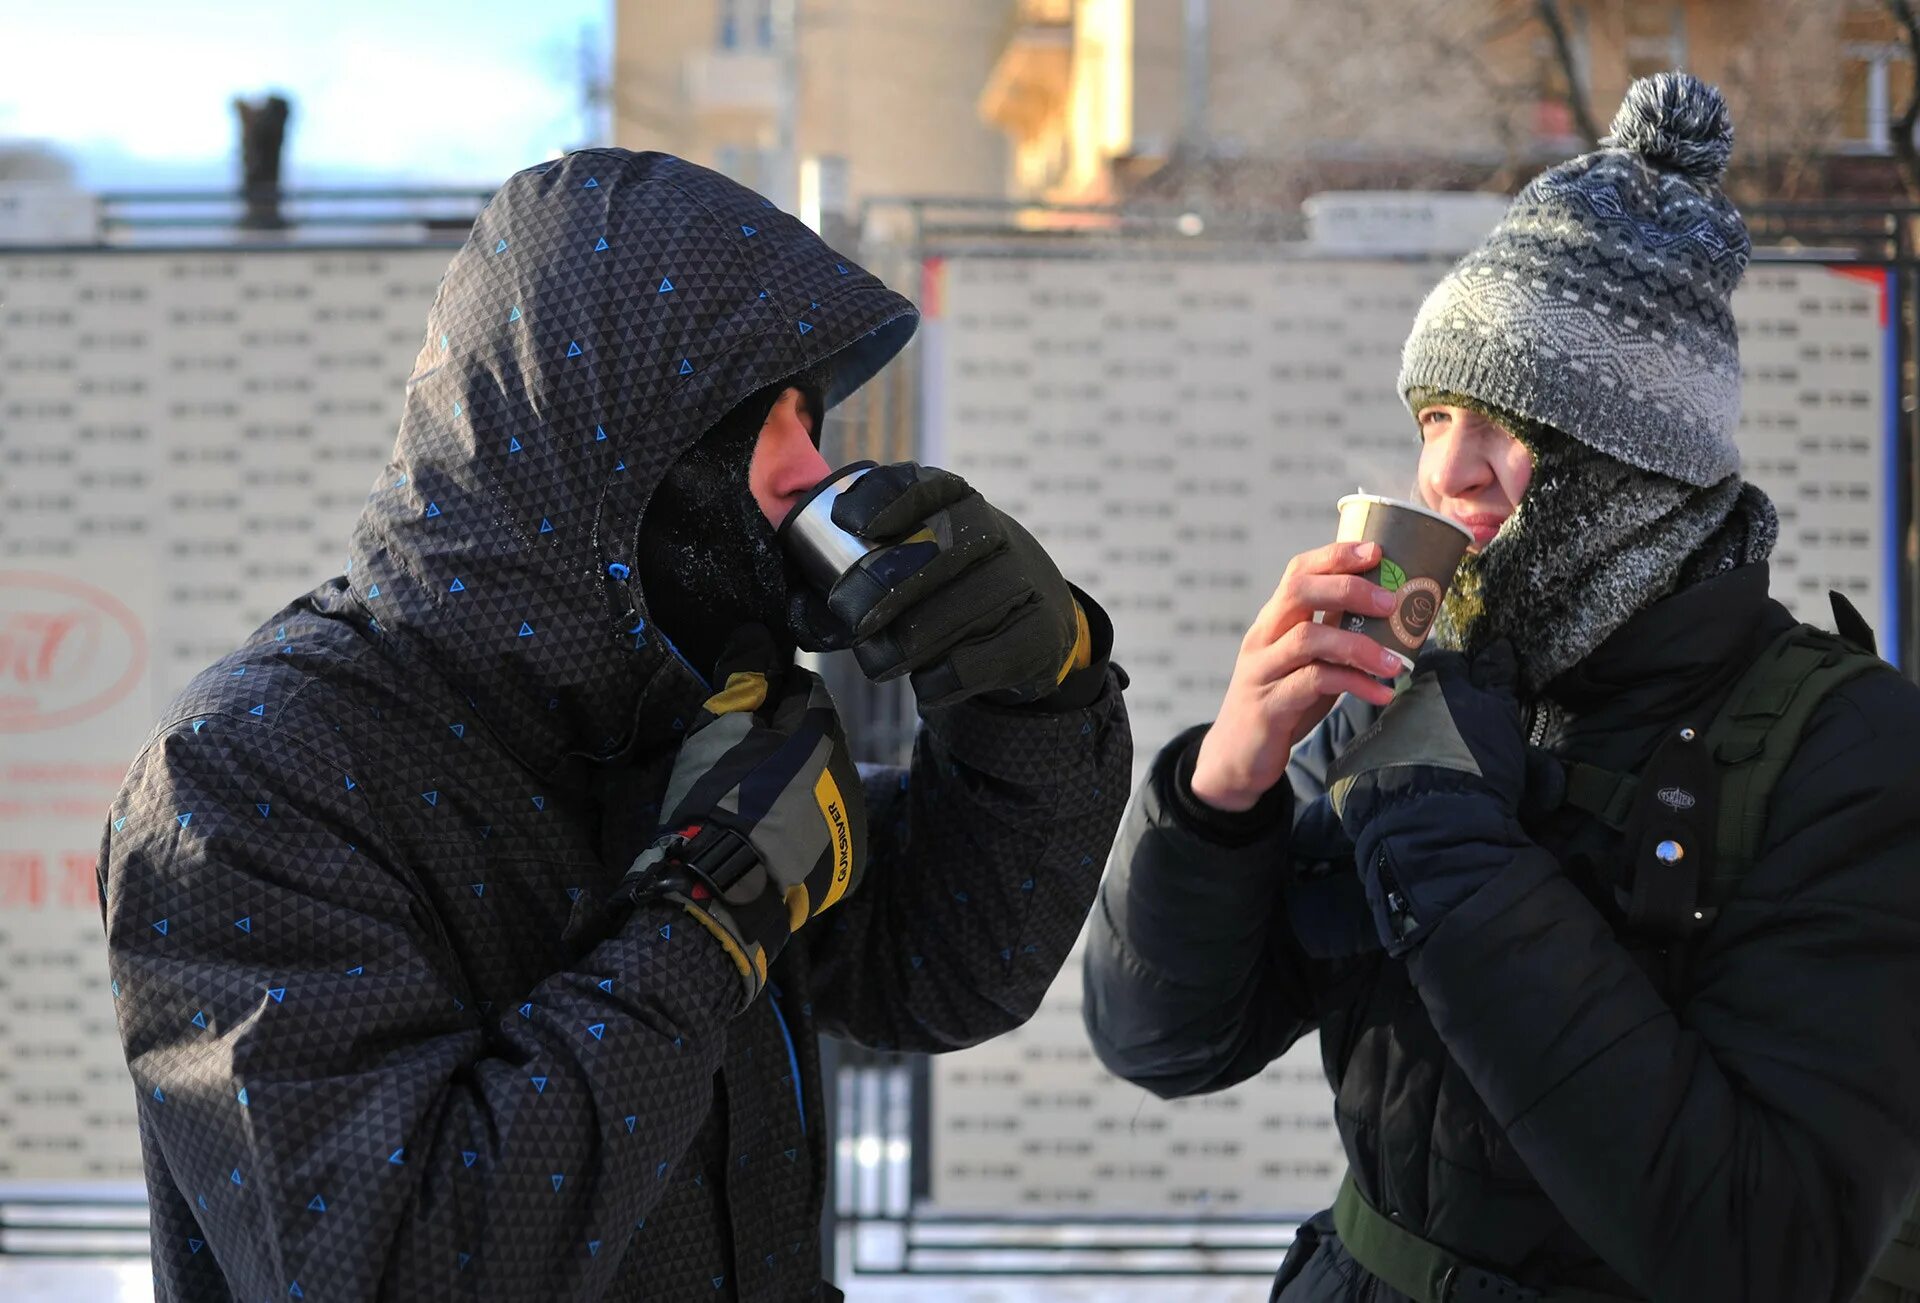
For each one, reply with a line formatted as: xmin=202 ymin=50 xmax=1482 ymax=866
xmin=1399 ymin=73 xmax=1751 ymax=488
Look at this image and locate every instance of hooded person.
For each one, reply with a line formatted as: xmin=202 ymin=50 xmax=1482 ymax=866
xmin=98 ymin=150 xmax=1131 ymax=1303
xmin=1083 ymin=74 xmax=1920 ymax=1302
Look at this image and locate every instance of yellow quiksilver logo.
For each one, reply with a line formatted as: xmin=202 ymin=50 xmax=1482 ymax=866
xmin=813 ymin=769 xmax=854 ymax=912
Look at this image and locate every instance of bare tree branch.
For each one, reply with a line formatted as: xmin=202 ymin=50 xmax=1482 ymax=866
xmin=1703 ymin=0 xmax=1844 ymax=203
xmin=1886 ymin=0 xmax=1920 ymax=199
xmin=1536 ymin=0 xmax=1603 ymax=147
xmin=1467 ymin=8 xmax=1535 ymax=48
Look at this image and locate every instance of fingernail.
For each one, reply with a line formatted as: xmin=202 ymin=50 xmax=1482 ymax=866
xmin=1381 ymin=647 xmax=1404 ymax=673
xmin=1371 ymin=588 xmax=1397 ymax=613
xmin=1358 ymin=542 xmax=1380 ymax=561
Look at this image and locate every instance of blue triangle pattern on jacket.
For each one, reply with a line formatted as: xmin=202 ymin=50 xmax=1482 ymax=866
xmin=90 ymin=149 xmax=1128 ymax=1303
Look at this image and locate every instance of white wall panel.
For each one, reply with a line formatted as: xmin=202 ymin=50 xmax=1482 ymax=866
xmin=0 ymin=247 xmax=451 ymax=1179
xmin=0 ymin=246 xmax=1895 ymax=1205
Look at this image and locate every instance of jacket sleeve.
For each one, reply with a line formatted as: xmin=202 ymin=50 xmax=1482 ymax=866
xmin=1082 ymin=699 xmax=1380 ymax=1099
xmin=103 ymin=715 xmax=744 ymax=1303
xmin=801 ymin=665 xmax=1130 ymax=1053
xmin=1405 ymin=671 xmax=1920 ymax=1303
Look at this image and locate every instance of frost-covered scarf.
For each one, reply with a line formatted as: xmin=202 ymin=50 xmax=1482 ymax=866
xmin=1412 ymin=389 xmax=1779 ymax=695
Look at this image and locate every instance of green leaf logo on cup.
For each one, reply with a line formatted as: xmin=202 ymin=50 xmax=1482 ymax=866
xmin=1332 ymin=495 xmax=1474 ymax=672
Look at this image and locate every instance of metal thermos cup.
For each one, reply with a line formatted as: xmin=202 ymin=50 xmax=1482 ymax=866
xmin=777 ymin=461 xmax=880 ymax=593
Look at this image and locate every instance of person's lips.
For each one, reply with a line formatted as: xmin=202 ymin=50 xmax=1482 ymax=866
xmin=1450 ymin=512 xmax=1507 ymax=547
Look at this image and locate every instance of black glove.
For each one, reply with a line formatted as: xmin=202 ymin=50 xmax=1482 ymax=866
xmin=1327 ymin=641 xmax=1538 ymax=954
xmin=790 ymin=462 xmax=1094 ymax=709
xmin=619 ymin=625 xmax=867 ymax=1005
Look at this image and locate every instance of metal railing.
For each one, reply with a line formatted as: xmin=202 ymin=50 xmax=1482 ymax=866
xmin=47 ymin=184 xmax=1920 ymax=258
xmin=0 ymin=1186 xmax=148 ymax=1258
xmin=90 ymin=187 xmax=495 ymax=246
xmin=858 ymin=192 xmax=1306 ymax=251
xmin=1744 ymin=201 xmax=1920 ymax=261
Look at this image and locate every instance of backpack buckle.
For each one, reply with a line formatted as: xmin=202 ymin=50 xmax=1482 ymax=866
xmin=1439 ymin=1263 xmax=1541 ymax=1303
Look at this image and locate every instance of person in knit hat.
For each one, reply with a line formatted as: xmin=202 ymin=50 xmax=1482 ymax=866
xmin=1084 ymin=73 xmax=1920 ymax=1302
xmin=1398 ymin=70 xmax=1773 ymax=692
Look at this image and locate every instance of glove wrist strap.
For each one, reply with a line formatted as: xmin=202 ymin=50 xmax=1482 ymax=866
xmin=621 ymin=823 xmax=785 ymax=1006
xmin=671 ymin=821 xmax=763 ymax=896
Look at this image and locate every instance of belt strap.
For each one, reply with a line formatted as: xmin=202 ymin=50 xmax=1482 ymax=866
xmin=1872 ymin=1194 xmax=1920 ymax=1291
xmin=1332 ymin=1173 xmax=1640 ymax=1303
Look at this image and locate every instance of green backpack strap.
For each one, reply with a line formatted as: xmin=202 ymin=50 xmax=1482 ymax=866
xmin=1548 ymin=605 xmax=1912 ymax=1295
xmin=1562 ymin=762 xmax=1639 ymax=831
xmin=1453 ymin=607 xmax=1915 ymax=1294
xmin=1798 ymin=600 xmax=1920 ymax=1298
xmin=1691 ymin=620 xmax=1920 ymax=1298
xmin=1700 ymin=621 xmax=1890 ymax=899
xmin=1559 ymin=619 xmax=1890 ymax=900
xmin=1874 ymin=1206 xmax=1920 ymax=1296
xmin=1570 ymin=605 xmax=1910 ymax=1296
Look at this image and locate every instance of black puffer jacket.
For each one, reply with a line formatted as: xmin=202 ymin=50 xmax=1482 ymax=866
xmin=100 ymin=150 xmax=1131 ymax=1302
xmin=1085 ymin=564 xmax=1920 ymax=1302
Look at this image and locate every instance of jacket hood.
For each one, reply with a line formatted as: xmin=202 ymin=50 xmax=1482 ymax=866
xmin=346 ymin=149 xmax=917 ymax=778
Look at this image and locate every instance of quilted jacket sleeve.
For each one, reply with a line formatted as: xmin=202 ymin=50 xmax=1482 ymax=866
xmin=1082 ymin=699 xmax=1380 ymax=1098
xmin=102 ymin=712 xmax=744 ymax=1303
xmin=1406 ymin=670 xmax=1920 ymax=1302
xmin=802 ymin=667 xmax=1130 ymax=1053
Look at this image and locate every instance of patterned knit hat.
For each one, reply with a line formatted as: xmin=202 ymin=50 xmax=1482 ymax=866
xmin=1398 ymin=72 xmax=1751 ymax=488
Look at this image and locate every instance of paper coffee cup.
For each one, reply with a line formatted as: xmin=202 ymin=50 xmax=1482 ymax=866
xmin=1332 ymin=493 xmax=1473 ymax=670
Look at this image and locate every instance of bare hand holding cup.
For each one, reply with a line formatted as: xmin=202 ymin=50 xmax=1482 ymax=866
xmin=1189 ymin=541 xmax=1406 ymax=814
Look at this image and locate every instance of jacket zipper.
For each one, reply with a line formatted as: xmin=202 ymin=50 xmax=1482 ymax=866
xmin=1378 ymin=849 xmax=1419 ymax=943
xmin=767 ymin=981 xmax=807 ymax=1136
xmin=1527 ymin=700 xmax=1552 ymax=748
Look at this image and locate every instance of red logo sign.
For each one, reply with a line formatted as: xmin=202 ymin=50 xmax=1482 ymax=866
xmin=0 ymin=573 xmax=147 ymax=733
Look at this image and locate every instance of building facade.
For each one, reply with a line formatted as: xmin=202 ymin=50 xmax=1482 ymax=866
xmin=612 ymin=0 xmax=1016 ymax=221
xmin=977 ymin=0 xmax=1918 ymax=206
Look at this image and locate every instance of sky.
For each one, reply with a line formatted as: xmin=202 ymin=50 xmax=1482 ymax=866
xmin=0 ymin=0 xmax=611 ymax=190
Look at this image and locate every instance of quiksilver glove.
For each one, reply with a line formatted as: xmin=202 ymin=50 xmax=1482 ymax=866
xmin=790 ymin=462 xmax=1093 ymax=708
xmin=620 ymin=625 xmax=866 ymax=1005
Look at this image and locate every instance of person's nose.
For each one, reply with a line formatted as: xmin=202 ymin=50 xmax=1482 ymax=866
xmin=750 ymin=419 xmax=831 ymax=526
xmin=1425 ymin=427 xmax=1495 ymax=505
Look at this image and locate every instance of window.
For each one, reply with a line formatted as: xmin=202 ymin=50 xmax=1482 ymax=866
xmin=1624 ymin=1 xmax=1687 ymax=82
xmin=718 ymin=0 xmax=776 ymax=50
xmin=1840 ymin=43 xmax=1915 ymax=150
xmin=1838 ymin=1 xmax=1917 ymax=151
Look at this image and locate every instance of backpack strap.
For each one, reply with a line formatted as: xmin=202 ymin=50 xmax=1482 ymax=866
xmin=1877 ymin=1201 xmax=1920 ymax=1292
xmin=1706 ymin=616 xmax=1916 ymax=1298
xmin=1549 ymin=606 xmax=1909 ymax=1293
xmin=1557 ymin=617 xmax=1891 ymax=930
xmin=1332 ymin=1172 xmax=1641 ymax=1303
xmin=1701 ymin=623 xmax=1890 ymax=897
xmin=1562 ymin=763 xmax=1638 ymax=832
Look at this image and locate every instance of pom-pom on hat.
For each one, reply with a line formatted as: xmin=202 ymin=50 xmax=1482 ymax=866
xmin=1398 ymin=72 xmax=1751 ymax=488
